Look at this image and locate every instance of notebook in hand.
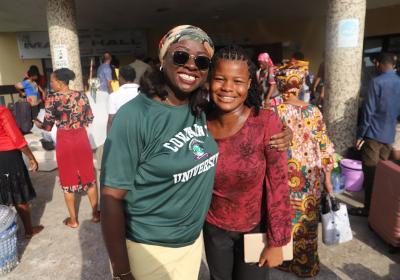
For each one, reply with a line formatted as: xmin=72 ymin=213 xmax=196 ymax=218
xmin=243 ymin=233 xmax=293 ymax=263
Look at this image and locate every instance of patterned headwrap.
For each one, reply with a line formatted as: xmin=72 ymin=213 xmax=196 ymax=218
xmin=258 ymin=52 xmax=274 ymax=67
xmin=275 ymin=60 xmax=309 ymax=100
xmin=158 ymin=25 xmax=215 ymax=64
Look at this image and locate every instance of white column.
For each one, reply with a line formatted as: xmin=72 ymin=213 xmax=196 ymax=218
xmin=324 ymin=0 xmax=367 ymax=154
xmin=47 ymin=0 xmax=83 ymax=91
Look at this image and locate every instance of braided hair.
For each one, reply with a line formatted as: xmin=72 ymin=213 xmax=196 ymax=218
xmin=211 ymin=45 xmax=262 ymax=115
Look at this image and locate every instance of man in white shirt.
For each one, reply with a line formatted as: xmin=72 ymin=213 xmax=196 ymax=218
xmin=107 ymin=65 xmax=139 ymax=132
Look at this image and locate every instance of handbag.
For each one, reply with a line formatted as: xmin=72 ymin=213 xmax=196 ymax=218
xmin=321 ymin=195 xmax=353 ymax=246
xmin=40 ymin=139 xmax=55 ymax=151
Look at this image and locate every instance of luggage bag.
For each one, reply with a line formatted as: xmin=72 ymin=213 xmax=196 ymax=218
xmin=368 ymin=161 xmax=400 ymax=252
xmin=13 ymin=101 xmax=33 ymax=134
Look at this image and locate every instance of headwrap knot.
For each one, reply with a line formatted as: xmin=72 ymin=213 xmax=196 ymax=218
xmin=258 ymin=52 xmax=274 ymax=67
xmin=275 ymin=60 xmax=309 ymax=100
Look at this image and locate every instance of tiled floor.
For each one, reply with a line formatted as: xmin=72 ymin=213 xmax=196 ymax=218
xmin=4 ymin=171 xmax=400 ymax=280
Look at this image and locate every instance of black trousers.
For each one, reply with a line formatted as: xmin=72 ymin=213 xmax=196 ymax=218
xmin=203 ymin=222 xmax=269 ymax=280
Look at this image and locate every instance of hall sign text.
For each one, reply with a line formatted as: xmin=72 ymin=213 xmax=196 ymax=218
xmin=17 ymin=30 xmax=147 ymax=59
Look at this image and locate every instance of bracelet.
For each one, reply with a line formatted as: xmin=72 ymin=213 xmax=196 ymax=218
xmin=112 ymin=271 xmax=132 ymax=280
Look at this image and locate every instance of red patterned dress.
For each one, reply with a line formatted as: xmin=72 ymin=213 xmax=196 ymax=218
xmin=43 ymin=91 xmax=95 ymax=193
xmin=276 ymin=103 xmax=334 ymax=277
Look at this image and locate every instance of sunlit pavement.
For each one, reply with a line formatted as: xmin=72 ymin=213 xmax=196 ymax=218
xmin=4 ymin=171 xmax=400 ymax=280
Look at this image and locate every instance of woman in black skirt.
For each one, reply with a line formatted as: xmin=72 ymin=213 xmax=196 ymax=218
xmin=0 ymin=106 xmax=43 ymax=238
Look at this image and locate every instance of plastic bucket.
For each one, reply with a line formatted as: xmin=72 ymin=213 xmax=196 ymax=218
xmin=0 ymin=222 xmax=18 ymax=275
xmin=0 ymin=205 xmax=18 ymax=276
xmin=340 ymin=159 xmax=364 ymax=192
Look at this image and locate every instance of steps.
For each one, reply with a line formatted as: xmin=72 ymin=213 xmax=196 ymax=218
xmin=23 ymin=133 xmax=57 ymax=172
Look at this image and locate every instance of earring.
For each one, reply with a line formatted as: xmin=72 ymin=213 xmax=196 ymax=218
xmin=159 ymin=65 xmax=163 ymax=72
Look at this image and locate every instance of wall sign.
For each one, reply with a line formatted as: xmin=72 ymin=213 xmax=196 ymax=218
xmin=17 ymin=32 xmax=51 ymax=59
xmin=337 ymin=19 xmax=359 ymax=48
xmin=17 ymin=30 xmax=147 ymax=59
xmin=53 ymin=44 xmax=69 ymax=69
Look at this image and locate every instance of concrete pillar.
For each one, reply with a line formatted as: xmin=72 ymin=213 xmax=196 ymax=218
xmin=324 ymin=0 xmax=366 ymax=154
xmin=47 ymin=0 xmax=83 ymax=91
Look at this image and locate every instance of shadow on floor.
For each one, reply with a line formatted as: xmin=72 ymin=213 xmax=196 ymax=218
xmin=79 ymin=218 xmax=171 ymax=280
xmin=17 ymin=170 xmax=56 ymax=259
xmin=79 ymin=220 xmax=111 ymax=280
xmin=334 ymin=190 xmax=400 ymax=264
xmin=339 ymin=191 xmax=364 ymax=204
xmin=270 ymin=263 xmax=339 ymax=280
xmin=340 ymin=263 xmax=400 ymax=280
xmin=199 ymin=260 xmax=339 ymax=280
xmin=348 ymin=214 xmax=400 ymax=264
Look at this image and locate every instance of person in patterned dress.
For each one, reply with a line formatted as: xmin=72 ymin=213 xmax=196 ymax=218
xmin=273 ymin=60 xmax=335 ymax=277
xmin=34 ymin=68 xmax=99 ymax=228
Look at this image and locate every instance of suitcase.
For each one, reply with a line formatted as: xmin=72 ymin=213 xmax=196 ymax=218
xmin=368 ymin=160 xmax=400 ymax=252
xmin=13 ymin=101 xmax=33 ymax=134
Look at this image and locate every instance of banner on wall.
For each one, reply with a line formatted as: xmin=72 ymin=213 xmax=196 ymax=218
xmin=17 ymin=32 xmax=51 ymax=59
xmin=17 ymin=30 xmax=147 ymax=59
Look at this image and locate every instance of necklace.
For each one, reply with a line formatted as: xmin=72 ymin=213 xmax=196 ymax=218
xmin=162 ymin=96 xmax=173 ymax=105
xmin=161 ymin=95 xmax=188 ymax=106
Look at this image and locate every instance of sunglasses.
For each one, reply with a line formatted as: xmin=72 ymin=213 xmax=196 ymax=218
xmin=171 ymin=51 xmax=211 ymax=71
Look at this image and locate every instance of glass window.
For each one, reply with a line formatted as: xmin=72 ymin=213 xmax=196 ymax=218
xmin=388 ymin=36 xmax=400 ymax=52
xmin=364 ymin=38 xmax=383 ymax=54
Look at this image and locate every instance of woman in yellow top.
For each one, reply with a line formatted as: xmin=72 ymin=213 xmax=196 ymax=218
xmin=110 ymin=55 xmax=120 ymax=92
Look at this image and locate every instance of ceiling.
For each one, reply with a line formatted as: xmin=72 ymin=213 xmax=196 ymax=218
xmin=0 ymin=0 xmax=399 ymax=32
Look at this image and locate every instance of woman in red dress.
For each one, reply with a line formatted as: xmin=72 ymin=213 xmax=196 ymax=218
xmin=34 ymin=68 xmax=99 ymax=228
xmin=0 ymin=106 xmax=43 ymax=238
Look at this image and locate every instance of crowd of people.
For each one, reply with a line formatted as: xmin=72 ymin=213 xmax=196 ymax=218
xmin=0 ymin=23 xmax=399 ymax=280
